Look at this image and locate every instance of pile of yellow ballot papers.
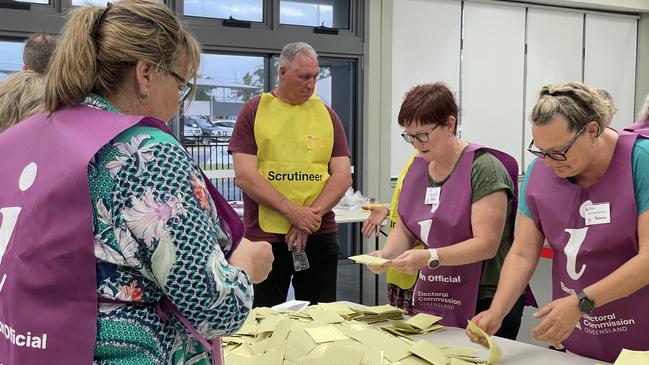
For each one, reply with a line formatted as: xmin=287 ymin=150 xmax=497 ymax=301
xmin=222 ymin=302 xmax=492 ymax=365
xmin=343 ymin=303 xmax=404 ymax=324
xmin=381 ymin=313 xmax=445 ymax=339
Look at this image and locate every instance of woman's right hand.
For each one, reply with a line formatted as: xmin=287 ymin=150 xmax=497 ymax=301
xmin=366 ymin=250 xmax=390 ymax=274
xmin=228 ymin=238 xmax=274 ymax=284
xmin=467 ymin=309 xmax=503 ymax=348
xmin=361 ymin=206 xmax=389 ymax=239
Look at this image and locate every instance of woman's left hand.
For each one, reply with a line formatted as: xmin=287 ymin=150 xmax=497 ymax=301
xmin=531 ymin=295 xmax=582 ymax=344
xmin=388 ymin=249 xmax=429 ymax=275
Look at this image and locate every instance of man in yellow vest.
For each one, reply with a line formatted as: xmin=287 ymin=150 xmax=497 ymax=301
xmin=229 ymin=42 xmax=352 ymax=307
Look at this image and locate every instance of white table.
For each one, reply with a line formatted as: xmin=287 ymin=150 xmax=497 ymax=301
xmin=418 ymin=327 xmax=605 ymax=364
xmin=230 ymin=204 xmax=374 ymax=224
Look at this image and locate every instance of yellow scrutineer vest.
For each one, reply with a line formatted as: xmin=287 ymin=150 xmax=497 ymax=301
xmin=254 ymin=93 xmax=333 ymax=234
xmin=386 ymin=151 xmax=422 ymax=289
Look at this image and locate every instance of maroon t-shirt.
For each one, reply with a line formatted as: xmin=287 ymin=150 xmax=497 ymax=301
xmin=228 ymin=94 xmax=351 ymax=242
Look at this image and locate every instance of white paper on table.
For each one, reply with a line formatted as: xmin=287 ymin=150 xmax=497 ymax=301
xmin=271 ymin=300 xmax=311 ymax=312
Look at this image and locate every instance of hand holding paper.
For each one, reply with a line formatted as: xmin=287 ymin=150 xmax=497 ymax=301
xmin=466 ymin=320 xmax=502 ymax=364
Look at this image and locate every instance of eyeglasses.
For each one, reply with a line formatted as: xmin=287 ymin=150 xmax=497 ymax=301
xmin=401 ymin=125 xmax=440 ymax=144
xmin=167 ymin=69 xmax=194 ymax=103
xmin=527 ymin=124 xmax=587 ymax=161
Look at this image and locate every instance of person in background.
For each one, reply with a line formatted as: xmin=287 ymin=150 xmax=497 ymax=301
xmin=469 ymin=82 xmax=649 ymax=363
xmin=22 ymin=32 xmax=56 ymax=74
xmin=362 ymin=151 xmax=420 ymax=314
xmin=229 ymin=41 xmax=352 ymax=307
xmin=625 ymin=93 xmax=649 ymax=132
xmin=0 ymin=71 xmax=44 ymax=133
xmin=0 ymin=1 xmax=273 ymax=364
xmin=595 ymin=88 xmax=616 ymax=127
xmin=368 ymin=83 xmax=532 ymax=339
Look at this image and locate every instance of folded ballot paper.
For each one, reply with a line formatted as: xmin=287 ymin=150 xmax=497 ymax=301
xmin=611 ymin=349 xmax=649 ymax=365
xmin=466 ymin=320 xmax=501 ymax=365
xmin=348 ymin=254 xmax=391 ymax=266
xmin=222 ymin=302 xmax=494 ymax=365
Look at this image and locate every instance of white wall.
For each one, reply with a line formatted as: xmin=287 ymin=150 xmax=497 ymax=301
xmin=584 ymin=14 xmax=638 ymax=129
xmin=518 ymin=0 xmax=649 ymax=12
xmin=389 ymin=0 xmax=638 ymax=176
xmin=185 ymin=100 xmax=211 ymax=117
xmin=390 ymin=0 xmax=461 ymax=177
xmin=524 ymin=8 xmax=584 ymax=170
xmin=461 ymin=2 xmax=526 ymax=170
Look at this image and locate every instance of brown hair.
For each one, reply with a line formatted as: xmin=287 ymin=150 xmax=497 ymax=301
xmin=530 ymin=82 xmax=608 ymax=135
xmin=398 ymin=83 xmax=459 ymax=134
xmin=0 ymin=71 xmax=44 ymax=133
xmin=23 ymin=32 xmax=57 ymax=74
xmin=595 ymin=88 xmax=616 ymax=126
xmin=44 ymin=0 xmax=201 ymax=113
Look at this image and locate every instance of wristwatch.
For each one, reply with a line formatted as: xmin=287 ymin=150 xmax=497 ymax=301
xmin=577 ymin=290 xmax=595 ymax=314
xmin=427 ymin=248 xmax=440 ymax=269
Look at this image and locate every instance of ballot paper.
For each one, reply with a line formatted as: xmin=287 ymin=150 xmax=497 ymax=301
xmin=613 ymin=349 xmax=649 ymax=364
xmin=409 ymin=340 xmax=450 ymax=364
xmin=348 ymin=254 xmax=391 ymax=266
xmin=222 ymin=301 xmax=499 ymax=365
xmin=304 ymin=326 xmax=350 ymax=343
xmin=345 ymin=304 xmax=404 ymax=323
xmin=385 ymin=313 xmax=445 ymax=337
xmin=466 ymin=320 xmax=501 ymax=365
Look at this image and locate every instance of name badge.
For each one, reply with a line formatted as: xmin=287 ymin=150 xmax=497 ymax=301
xmin=425 ymin=187 xmax=441 ymax=213
xmin=305 ymin=135 xmax=324 ymax=149
xmin=584 ymin=202 xmax=611 ymax=226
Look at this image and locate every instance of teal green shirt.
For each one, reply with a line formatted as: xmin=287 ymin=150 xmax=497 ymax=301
xmin=520 ymin=138 xmax=649 ymax=218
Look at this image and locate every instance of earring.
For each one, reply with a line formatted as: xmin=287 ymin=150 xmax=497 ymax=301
xmin=138 ymin=91 xmax=150 ymax=104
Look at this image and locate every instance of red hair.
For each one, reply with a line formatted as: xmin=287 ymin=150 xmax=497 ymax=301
xmin=398 ymin=83 xmax=459 ymax=134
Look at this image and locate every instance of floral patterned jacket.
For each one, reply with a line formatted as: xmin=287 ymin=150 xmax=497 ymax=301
xmin=86 ymin=95 xmax=253 ymax=365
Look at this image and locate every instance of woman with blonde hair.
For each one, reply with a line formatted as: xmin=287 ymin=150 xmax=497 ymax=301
xmin=469 ymin=82 xmax=649 ymax=362
xmin=0 ymin=1 xmax=272 ymax=364
xmin=0 ymin=70 xmax=44 ymax=133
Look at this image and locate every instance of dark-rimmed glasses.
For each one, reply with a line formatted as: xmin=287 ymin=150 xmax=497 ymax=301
xmin=527 ymin=124 xmax=587 ymax=161
xmin=167 ymin=70 xmax=194 ymax=103
xmin=401 ymin=125 xmax=440 ymax=144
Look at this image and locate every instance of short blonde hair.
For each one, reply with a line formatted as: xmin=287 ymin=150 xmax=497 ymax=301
xmin=638 ymin=93 xmax=649 ymax=121
xmin=45 ymin=0 xmax=201 ymax=113
xmin=0 ymin=71 xmax=44 ymax=133
xmin=530 ymin=82 xmax=608 ymax=135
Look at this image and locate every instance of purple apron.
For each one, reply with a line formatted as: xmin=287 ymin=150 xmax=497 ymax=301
xmin=624 ymin=119 xmax=649 ymax=134
xmin=0 ymin=106 xmax=241 ymax=365
xmin=398 ymin=144 xmax=520 ymax=327
xmin=526 ymin=131 xmax=649 ymax=362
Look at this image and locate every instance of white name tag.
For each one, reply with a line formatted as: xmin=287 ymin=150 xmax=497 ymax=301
xmin=584 ymin=202 xmax=611 ymax=226
xmin=425 ymin=187 xmax=441 ymax=213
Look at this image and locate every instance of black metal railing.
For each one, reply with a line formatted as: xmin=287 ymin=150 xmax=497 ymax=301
xmin=185 ymin=139 xmax=242 ymax=201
